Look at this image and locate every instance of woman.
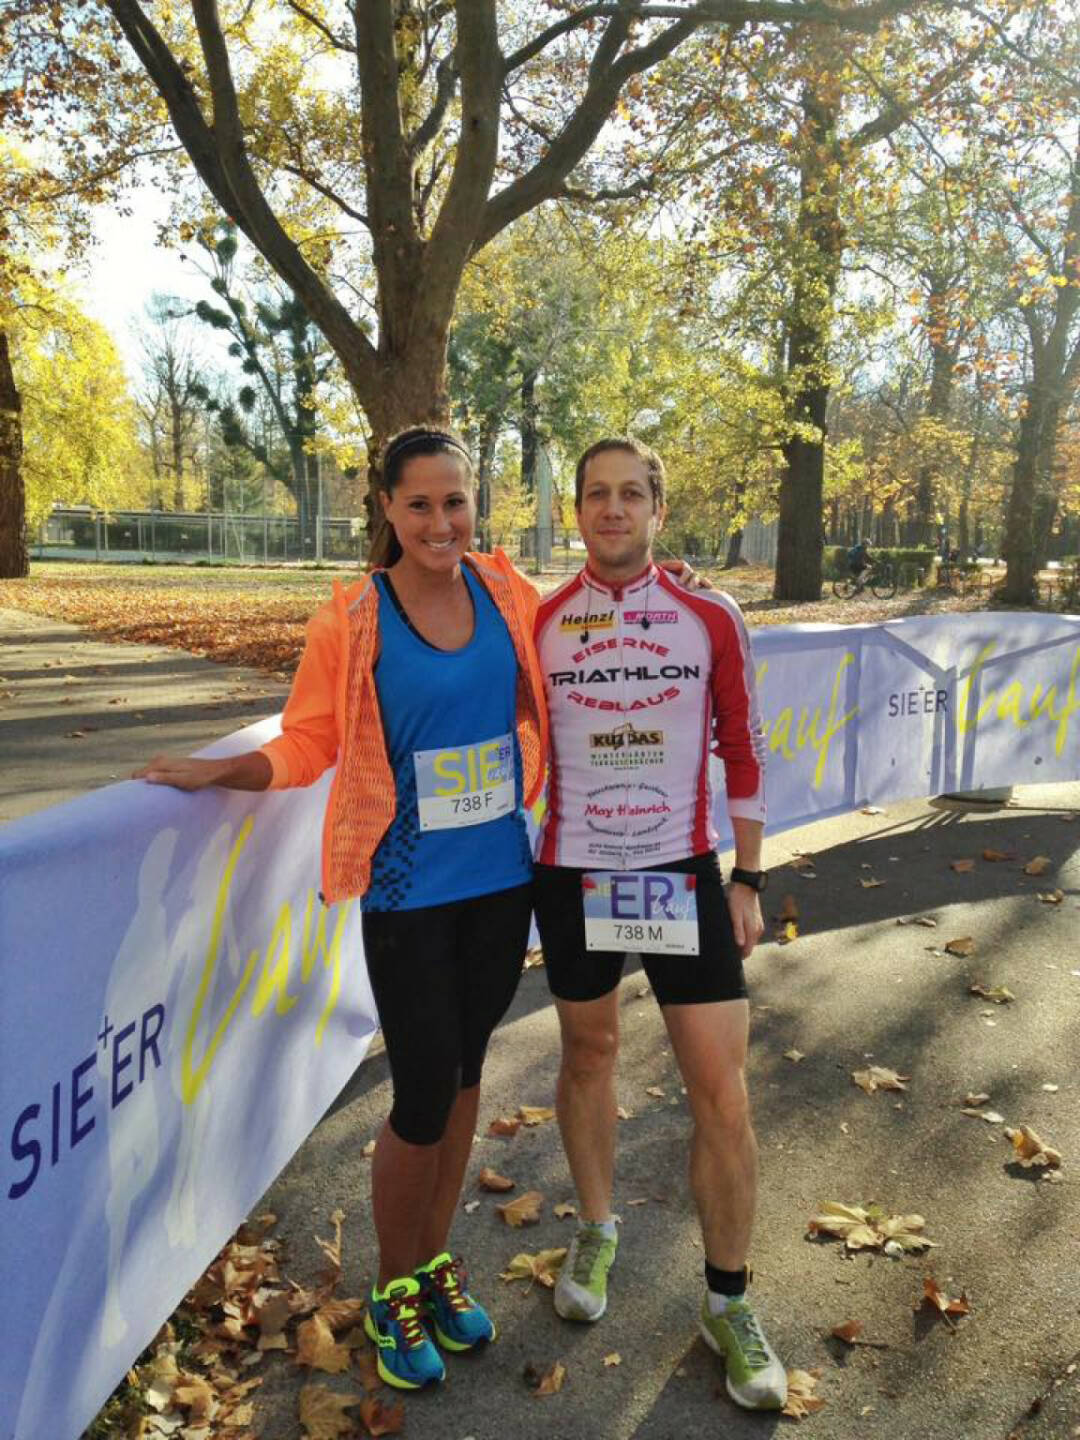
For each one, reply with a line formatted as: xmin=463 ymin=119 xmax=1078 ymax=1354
xmin=137 ymin=427 xmax=547 ymax=1390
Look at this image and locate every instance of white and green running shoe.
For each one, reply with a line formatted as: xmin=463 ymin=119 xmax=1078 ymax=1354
xmin=699 ymin=1296 xmax=787 ymax=1410
xmin=553 ymin=1223 xmax=618 ymax=1322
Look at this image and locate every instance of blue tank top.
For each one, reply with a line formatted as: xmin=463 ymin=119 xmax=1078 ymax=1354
xmin=363 ymin=566 xmax=533 ymax=911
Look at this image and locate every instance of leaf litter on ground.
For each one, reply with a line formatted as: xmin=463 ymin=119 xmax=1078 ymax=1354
xmin=852 ymin=1066 xmax=909 ymax=1095
xmin=808 ymin=1202 xmax=936 ymax=1252
xmin=500 ymin=1249 xmax=567 ymax=1289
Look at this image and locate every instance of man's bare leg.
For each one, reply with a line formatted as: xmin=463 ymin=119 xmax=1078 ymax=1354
xmin=554 ymin=990 xmax=621 ymax=1220
xmin=662 ymin=999 xmax=756 ymax=1268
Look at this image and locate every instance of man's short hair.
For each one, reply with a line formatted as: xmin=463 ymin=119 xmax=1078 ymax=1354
xmin=574 ymin=437 xmax=666 ymax=511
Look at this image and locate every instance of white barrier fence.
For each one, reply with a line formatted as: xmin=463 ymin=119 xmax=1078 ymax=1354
xmin=2 ymin=610 xmax=1078 ymax=1440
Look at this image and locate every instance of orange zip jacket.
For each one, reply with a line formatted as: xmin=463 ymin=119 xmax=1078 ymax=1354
xmin=259 ymin=549 xmax=547 ymax=905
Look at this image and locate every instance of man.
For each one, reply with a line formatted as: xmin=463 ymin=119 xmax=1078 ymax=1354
xmin=532 ymin=437 xmax=786 ymax=1412
xmin=847 ymin=536 xmax=872 ymax=582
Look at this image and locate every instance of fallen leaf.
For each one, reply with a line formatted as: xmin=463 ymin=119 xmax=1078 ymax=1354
xmin=488 ymin=1115 xmax=523 ymax=1137
xmin=950 ymin=859 xmax=976 ymax=873
xmin=530 ymin=1360 xmax=567 ymax=1396
xmin=963 ymin=1092 xmax=991 ymax=1107
xmin=314 ymin=1210 xmax=345 ymax=1285
xmin=1038 ymin=890 xmax=1065 ymax=905
xmin=518 ymin=1105 xmax=556 ymax=1126
xmin=982 ymin=848 xmax=1015 ymax=862
xmin=603 ymin=1352 xmax=622 ymax=1367
xmin=897 ymin=915 xmax=938 ymax=928
xmin=784 ymin=1048 xmax=805 ymax=1063
xmin=463 ymin=1199 xmax=480 ymax=1214
xmin=831 ymin=1319 xmax=863 ymax=1344
xmin=776 ymin=919 xmax=799 ymax=943
xmin=295 ymin=1314 xmax=351 ymax=1374
xmin=315 ymin=1299 xmax=366 ymax=1333
xmin=554 ymin=1202 xmax=577 ymax=1219
xmin=354 ymin=1346 xmax=381 ymax=1393
xmin=1024 ymin=856 xmax=1053 ymax=875
xmin=478 ymin=1167 xmax=515 ymax=1193
xmin=523 ymin=947 xmax=545 ymax=969
xmin=860 ymin=877 xmax=886 ymax=889
xmin=172 ymin=1377 xmax=215 ymax=1423
xmin=253 ymin=1293 xmax=292 ymax=1338
xmin=1004 ymin=1124 xmax=1062 ymax=1168
xmin=1042 ymin=1083 xmax=1060 ymax=1093
xmin=499 ymin=1249 xmax=567 ymax=1288
xmin=358 ymin=1395 xmax=405 ymax=1436
xmin=626 ymin=1197 xmax=648 ymax=1206
xmin=495 ymin=1191 xmax=544 ymax=1227
xmin=852 ymin=1066 xmax=909 ymax=1095
xmin=297 ymin=1384 xmax=362 ymax=1439
xmin=922 ymin=1276 xmax=972 ymax=1320
xmin=969 ymin=982 xmax=1015 ymax=1004
xmin=645 ymin=1085 xmax=666 ymax=1098
xmin=808 ymin=1202 xmax=935 ymax=1252
xmin=616 ymin=1106 xmax=632 ymax=1120
xmin=361 ymin=1140 xmax=376 ymax=1158
xmin=860 ymin=805 xmax=884 ymax=815
xmin=782 ymin=1368 xmax=826 ymax=1419
xmin=945 ymin=936 xmax=976 ymax=957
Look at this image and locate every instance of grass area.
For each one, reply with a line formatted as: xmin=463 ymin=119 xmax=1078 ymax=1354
xmin=0 ymin=557 xmax=1025 ymax=677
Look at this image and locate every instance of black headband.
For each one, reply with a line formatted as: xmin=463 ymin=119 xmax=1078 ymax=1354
xmin=383 ymin=430 xmax=473 ymax=469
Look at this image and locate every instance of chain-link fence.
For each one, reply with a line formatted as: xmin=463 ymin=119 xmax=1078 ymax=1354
xmin=31 ymin=508 xmax=364 ymax=565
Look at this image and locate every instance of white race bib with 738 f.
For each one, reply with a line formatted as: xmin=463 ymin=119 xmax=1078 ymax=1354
xmin=413 ymin=732 xmax=516 ymax=830
xmin=582 ymin=870 xmax=700 ymax=955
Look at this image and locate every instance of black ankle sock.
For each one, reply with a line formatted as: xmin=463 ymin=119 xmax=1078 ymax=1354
xmin=705 ymin=1262 xmax=748 ymax=1297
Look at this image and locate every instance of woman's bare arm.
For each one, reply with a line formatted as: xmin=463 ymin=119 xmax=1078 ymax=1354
xmin=132 ymin=751 xmax=273 ymax=792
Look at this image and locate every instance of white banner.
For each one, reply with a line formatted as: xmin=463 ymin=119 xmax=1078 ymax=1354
xmin=1 ymin=609 xmax=1078 ymax=1440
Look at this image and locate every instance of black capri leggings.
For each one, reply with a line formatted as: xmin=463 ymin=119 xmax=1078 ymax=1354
xmin=361 ymin=882 xmax=533 ymax=1145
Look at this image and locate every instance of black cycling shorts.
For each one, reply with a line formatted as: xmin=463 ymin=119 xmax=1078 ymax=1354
xmin=361 ymin=882 xmax=532 ymax=1145
xmin=533 ymin=853 xmax=747 ymax=1007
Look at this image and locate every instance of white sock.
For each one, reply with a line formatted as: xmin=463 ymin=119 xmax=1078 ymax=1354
xmin=580 ymin=1218 xmax=617 ymax=1240
xmin=706 ymin=1288 xmax=745 ymax=1316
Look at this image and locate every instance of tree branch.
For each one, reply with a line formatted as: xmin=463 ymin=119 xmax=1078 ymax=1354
xmin=419 ymin=2 xmax=502 ymax=337
xmin=105 ymin=0 xmax=376 ymax=400
xmin=284 ymin=0 xmax=354 ymax=53
xmin=479 ymin=14 xmax=695 ymax=249
xmin=353 ymin=0 xmax=423 ymax=327
xmin=409 ymin=51 xmax=459 ymax=160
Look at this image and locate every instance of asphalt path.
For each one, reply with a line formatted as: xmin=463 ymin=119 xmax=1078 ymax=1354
xmin=3 ymin=608 xmax=1078 ymax=1440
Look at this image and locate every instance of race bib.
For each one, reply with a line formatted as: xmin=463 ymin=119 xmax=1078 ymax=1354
xmin=413 ymin=732 xmax=515 ymax=831
xmin=582 ymin=870 xmax=700 ymax=955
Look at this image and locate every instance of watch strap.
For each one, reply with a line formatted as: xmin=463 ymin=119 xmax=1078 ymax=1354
xmin=730 ymin=866 xmax=767 ymax=892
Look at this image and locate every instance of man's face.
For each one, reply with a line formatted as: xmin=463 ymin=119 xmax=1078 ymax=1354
xmin=576 ymin=450 xmax=664 ymax=576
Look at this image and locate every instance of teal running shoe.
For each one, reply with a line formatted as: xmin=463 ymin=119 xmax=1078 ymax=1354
xmin=699 ymin=1295 xmax=787 ymax=1410
xmin=364 ymin=1276 xmax=445 ymax=1389
xmin=416 ymin=1252 xmax=496 ymax=1351
xmin=553 ymin=1223 xmax=618 ymax=1322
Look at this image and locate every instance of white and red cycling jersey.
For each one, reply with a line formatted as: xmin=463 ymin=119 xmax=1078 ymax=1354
xmin=534 ymin=563 xmax=767 ymax=869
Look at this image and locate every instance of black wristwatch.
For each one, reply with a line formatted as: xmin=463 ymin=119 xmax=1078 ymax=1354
xmin=729 ymin=867 xmax=768 ymax=893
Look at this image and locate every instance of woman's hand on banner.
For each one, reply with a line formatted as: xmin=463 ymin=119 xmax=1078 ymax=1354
xmin=133 ymin=751 xmax=273 ymax=791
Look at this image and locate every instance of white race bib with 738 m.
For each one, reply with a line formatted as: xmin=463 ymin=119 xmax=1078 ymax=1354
xmin=413 ymin=732 xmax=516 ymax=831
xmin=582 ymin=870 xmax=700 ymax=955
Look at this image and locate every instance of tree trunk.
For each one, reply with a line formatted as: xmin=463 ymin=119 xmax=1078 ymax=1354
xmin=773 ymin=87 xmax=841 ymax=603
xmin=0 ymin=330 xmax=28 ymax=579
xmin=363 ymin=336 xmax=455 ymax=562
xmin=170 ymin=390 xmax=185 ymax=510
xmin=520 ymin=368 xmax=538 ymax=495
xmin=724 ymin=528 xmax=744 ymax=568
xmin=475 ymin=417 xmax=500 ymax=552
xmin=914 ymin=300 xmax=957 ymax=544
xmin=1000 ymin=394 xmax=1044 ymax=605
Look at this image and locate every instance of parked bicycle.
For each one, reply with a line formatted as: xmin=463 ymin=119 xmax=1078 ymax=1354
xmin=832 ymin=560 xmax=897 ymax=600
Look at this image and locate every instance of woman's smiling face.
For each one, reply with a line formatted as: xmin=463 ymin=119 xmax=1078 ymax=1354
xmin=380 ymin=452 xmax=476 ymax=572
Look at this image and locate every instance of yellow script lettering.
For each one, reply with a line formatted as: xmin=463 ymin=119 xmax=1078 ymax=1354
xmin=182 ymin=818 xmax=259 ymax=1105
xmin=250 ymin=904 xmax=297 ymax=1018
xmin=301 ymin=892 xmax=354 ymax=1046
